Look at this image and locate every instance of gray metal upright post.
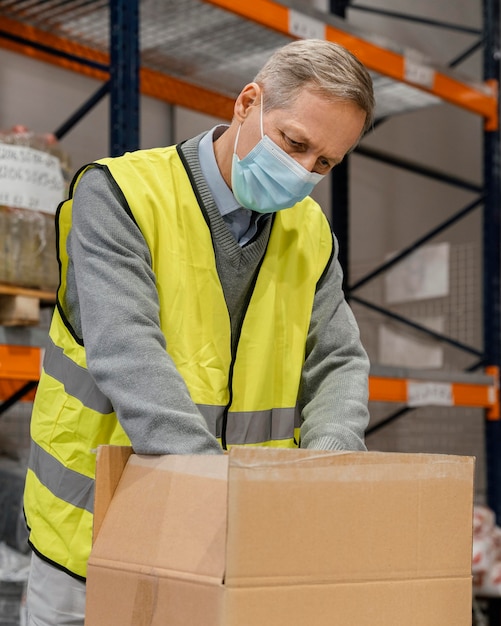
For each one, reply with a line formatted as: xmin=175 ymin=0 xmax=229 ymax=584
xmin=329 ymin=0 xmax=351 ymax=291
xmin=110 ymin=0 xmax=140 ymax=156
xmin=482 ymin=0 xmax=501 ymax=525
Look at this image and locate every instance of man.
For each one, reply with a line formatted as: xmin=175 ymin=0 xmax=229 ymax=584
xmin=24 ymin=38 xmax=374 ymax=625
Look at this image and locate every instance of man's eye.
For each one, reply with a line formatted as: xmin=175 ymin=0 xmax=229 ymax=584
xmin=286 ymin=136 xmax=303 ymax=149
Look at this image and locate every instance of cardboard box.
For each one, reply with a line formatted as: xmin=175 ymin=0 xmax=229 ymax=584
xmin=85 ymin=447 xmax=475 ymax=626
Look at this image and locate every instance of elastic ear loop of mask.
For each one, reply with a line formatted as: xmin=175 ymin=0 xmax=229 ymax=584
xmin=233 ymin=90 xmax=264 ymax=154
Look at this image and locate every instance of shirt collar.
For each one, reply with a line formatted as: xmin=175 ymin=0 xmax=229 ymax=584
xmin=198 ymin=125 xmax=241 ymax=216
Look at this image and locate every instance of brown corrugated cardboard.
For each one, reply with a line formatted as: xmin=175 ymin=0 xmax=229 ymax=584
xmin=85 ymin=447 xmax=475 ymax=626
xmin=91 ymin=445 xmax=132 ymax=543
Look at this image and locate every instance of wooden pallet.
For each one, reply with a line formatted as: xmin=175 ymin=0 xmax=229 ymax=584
xmin=0 ymin=283 xmax=56 ymax=326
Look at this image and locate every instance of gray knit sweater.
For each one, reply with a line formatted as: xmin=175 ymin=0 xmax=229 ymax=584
xmin=64 ymin=133 xmax=370 ymax=455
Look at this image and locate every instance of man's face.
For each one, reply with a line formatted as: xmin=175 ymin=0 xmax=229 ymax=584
xmin=236 ymin=88 xmax=367 ymax=175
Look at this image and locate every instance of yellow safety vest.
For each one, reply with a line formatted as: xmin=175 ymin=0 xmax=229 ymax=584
xmin=24 ymin=144 xmax=333 ymax=578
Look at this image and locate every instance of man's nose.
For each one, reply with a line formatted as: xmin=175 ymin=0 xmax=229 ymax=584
xmin=294 ymin=153 xmax=317 ymax=172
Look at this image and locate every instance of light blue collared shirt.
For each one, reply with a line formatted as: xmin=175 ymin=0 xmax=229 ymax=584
xmin=198 ymin=125 xmax=264 ymax=246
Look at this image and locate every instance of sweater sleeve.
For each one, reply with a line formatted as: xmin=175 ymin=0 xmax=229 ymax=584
xmin=298 ymin=234 xmax=370 ymax=451
xmin=67 ymin=167 xmax=222 ymax=455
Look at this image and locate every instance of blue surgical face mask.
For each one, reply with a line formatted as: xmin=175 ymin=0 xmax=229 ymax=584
xmin=231 ymin=97 xmax=324 ymax=213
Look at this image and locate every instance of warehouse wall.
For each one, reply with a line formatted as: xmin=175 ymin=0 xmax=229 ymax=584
xmin=0 ymin=1 xmax=489 ymax=497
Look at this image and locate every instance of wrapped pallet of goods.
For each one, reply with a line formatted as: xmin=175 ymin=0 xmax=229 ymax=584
xmin=472 ymin=505 xmax=501 ymax=597
xmin=0 ymin=126 xmax=71 ymax=324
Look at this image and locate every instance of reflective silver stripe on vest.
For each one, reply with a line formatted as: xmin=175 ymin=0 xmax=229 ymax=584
xmin=198 ymin=404 xmax=225 ymax=438
xmin=198 ymin=405 xmax=298 ymax=444
xmin=29 ymin=440 xmax=95 ymax=513
xmin=44 ymin=336 xmax=297 ymax=445
xmin=43 ymin=337 xmax=113 ymax=414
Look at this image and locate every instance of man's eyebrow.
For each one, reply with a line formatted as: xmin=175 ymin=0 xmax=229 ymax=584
xmin=285 ymin=129 xmax=310 ymax=144
xmin=282 ymin=125 xmax=341 ymax=166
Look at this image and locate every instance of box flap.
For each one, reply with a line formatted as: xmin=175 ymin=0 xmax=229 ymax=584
xmin=89 ymin=453 xmax=229 ymax=582
xmin=224 ymin=448 xmax=474 ymax=585
xmin=93 ymin=445 xmax=133 ymax=542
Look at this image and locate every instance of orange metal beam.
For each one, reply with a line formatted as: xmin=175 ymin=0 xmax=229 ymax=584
xmin=0 ymin=16 xmax=235 ymax=118
xmin=369 ymin=372 xmax=499 ymax=417
xmin=0 ymin=345 xmax=41 ymax=403
xmin=0 ymin=380 xmax=37 ymax=403
xmin=452 ymin=382 xmax=497 ymax=409
xmin=3 ymin=6 xmax=496 ymax=127
xmin=140 ymin=68 xmax=234 ymax=120
xmin=203 ymin=0 xmax=499 ymax=130
xmin=0 ymin=344 xmax=497 ymax=412
xmin=0 ymin=16 xmax=109 ymax=81
xmin=369 ymin=376 xmax=407 ymax=403
xmin=485 ymin=366 xmax=500 ymax=421
xmin=203 ymin=0 xmax=289 ymax=31
xmin=0 ymin=344 xmax=42 ymax=380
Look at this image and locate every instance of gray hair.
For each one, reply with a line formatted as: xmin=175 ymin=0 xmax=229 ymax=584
xmin=254 ymin=39 xmax=375 ymax=135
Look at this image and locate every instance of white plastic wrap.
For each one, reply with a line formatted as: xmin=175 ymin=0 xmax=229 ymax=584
xmin=0 ymin=125 xmax=71 ymax=291
xmin=473 ymin=505 xmax=501 ymax=596
xmin=0 ymin=542 xmax=30 ymax=626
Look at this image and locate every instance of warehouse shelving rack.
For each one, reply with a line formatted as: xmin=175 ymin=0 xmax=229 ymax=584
xmin=0 ymin=0 xmax=500 ymax=526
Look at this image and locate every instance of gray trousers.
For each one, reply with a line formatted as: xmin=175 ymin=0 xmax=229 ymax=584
xmin=26 ymin=552 xmax=86 ymax=626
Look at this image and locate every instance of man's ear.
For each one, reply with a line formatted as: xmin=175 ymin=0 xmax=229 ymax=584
xmin=234 ymin=82 xmax=262 ymax=123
